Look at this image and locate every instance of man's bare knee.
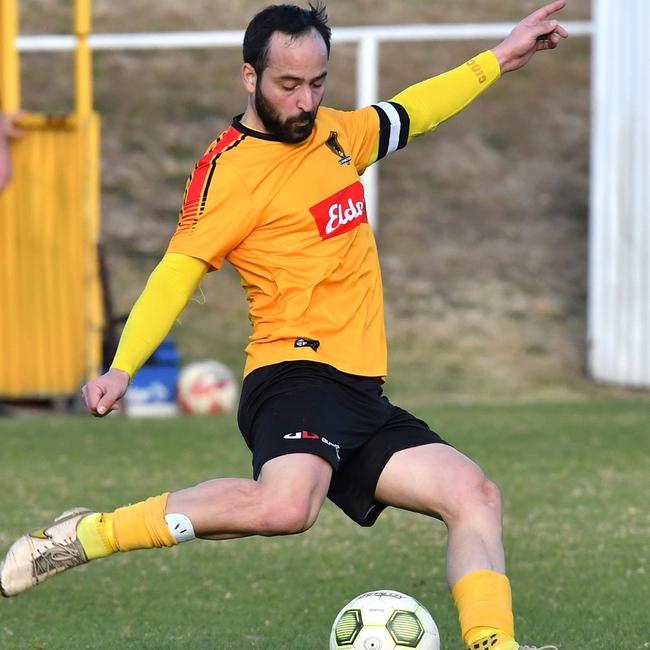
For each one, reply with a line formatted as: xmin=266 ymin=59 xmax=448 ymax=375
xmin=475 ymin=477 xmax=502 ymax=521
xmin=439 ymin=467 xmax=502 ymax=525
xmin=257 ymin=494 xmax=319 ymax=536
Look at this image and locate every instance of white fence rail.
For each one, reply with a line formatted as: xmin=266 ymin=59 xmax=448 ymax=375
xmin=18 ymin=21 xmax=593 ymax=226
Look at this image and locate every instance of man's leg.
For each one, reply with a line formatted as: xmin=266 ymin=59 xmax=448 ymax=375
xmin=167 ymin=453 xmax=333 ymax=539
xmin=0 ymin=454 xmax=332 ymax=596
xmin=374 ymin=443 xmax=516 ymax=650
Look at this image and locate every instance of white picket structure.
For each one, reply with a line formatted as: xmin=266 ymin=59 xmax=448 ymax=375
xmin=589 ymin=0 xmax=650 ymax=387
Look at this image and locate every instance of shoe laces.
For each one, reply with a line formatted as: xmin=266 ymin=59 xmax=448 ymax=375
xmin=33 ymin=539 xmax=84 ymax=576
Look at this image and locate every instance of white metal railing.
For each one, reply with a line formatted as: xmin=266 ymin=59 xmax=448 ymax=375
xmin=18 ymin=21 xmax=593 ymax=226
xmin=16 ymin=22 xmax=595 ymax=51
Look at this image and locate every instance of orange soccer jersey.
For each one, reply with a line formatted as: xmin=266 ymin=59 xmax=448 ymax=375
xmin=168 ymin=105 xmax=397 ymax=378
xmin=166 ymin=51 xmax=500 ymax=379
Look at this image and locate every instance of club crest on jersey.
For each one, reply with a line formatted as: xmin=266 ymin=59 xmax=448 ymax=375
xmin=309 ymin=181 xmax=368 ymax=240
xmin=325 ymin=131 xmax=352 ymax=165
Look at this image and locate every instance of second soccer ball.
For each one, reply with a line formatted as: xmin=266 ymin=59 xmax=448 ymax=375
xmin=177 ymin=360 xmax=238 ymax=415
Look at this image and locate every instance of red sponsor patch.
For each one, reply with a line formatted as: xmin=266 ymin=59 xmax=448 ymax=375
xmin=309 ymin=181 xmax=368 ymax=240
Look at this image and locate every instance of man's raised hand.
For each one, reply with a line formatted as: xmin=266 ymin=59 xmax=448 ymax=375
xmin=492 ymin=0 xmax=569 ymax=74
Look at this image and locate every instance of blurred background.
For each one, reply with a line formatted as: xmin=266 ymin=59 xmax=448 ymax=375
xmin=6 ymin=0 xmax=647 ymax=410
xmin=2 ymin=7 xmax=649 ymax=648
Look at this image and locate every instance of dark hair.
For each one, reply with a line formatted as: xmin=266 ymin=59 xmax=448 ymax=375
xmin=243 ymin=3 xmax=331 ymax=75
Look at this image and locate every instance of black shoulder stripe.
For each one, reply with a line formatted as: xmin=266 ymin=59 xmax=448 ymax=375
xmin=372 ymin=104 xmax=392 ymax=161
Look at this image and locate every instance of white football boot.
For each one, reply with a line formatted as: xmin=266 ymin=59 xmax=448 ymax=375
xmin=467 ymin=634 xmax=558 ymax=650
xmin=0 ymin=507 xmax=93 ymax=597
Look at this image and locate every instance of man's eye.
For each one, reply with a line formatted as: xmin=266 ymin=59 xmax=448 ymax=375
xmin=282 ymin=85 xmax=297 ymax=91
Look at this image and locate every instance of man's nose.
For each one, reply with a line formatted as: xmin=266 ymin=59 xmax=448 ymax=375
xmin=296 ymin=86 xmax=315 ymax=113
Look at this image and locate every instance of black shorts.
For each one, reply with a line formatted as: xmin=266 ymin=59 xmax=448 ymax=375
xmin=237 ymin=361 xmax=448 ymax=527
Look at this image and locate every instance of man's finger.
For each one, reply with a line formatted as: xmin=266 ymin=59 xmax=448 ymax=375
xmin=528 ymin=0 xmax=567 ymax=24
xmin=554 ymin=25 xmax=570 ymax=39
xmin=83 ymin=383 xmax=106 ymax=410
xmin=534 ymin=23 xmax=568 ymax=52
xmin=537 ymin=22 xmax=569 ymax=40
xmin=3 ymin=111 xmax=26 ymax=139
xmin=96 ymin=391 xmax=118 ymax=416
xmin=533 ymin=19 xmax=559 ymax=38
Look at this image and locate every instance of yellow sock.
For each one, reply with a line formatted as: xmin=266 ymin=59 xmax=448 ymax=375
xmin=111 ymin=493 xmax=176 ymax=551
xmin=451 ymin=570 xmax=515 ymax=649
xmin=76 ymin=513 xmax=118 ymax=560
xmin=77 ymin=494 xmax=176 ymax=559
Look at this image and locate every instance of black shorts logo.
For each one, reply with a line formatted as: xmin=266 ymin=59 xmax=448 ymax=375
xmin=283 ymin=430 xmax=341 ymax=460
xmin=283 ymin=430 xmax=320 ymax=440
xmin=294 ymin=338 xmax=320 ymax=351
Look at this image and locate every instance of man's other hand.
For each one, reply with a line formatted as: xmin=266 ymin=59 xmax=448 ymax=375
xmin=82 ymin=368 xmax=130 ymax=417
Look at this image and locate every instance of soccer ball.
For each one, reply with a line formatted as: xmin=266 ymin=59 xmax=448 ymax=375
xmin=177 ymin=360 xmax=238 ymax=415
xmin=330 ymin=590 xmax=440 ymax=650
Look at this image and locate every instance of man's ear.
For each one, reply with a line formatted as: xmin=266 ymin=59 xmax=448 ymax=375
xmin=242 ymin=63 xmax=257 ymax=93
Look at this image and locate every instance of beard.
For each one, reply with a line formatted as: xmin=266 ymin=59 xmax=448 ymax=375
xmin=254 ymin=85 xmax=319 ymax=144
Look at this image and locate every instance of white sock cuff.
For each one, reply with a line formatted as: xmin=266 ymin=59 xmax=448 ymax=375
xmin=165 ymin=513 xmax=196 ymax=543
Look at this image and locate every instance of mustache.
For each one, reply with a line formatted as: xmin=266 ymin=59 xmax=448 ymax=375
xmin=286 ymin=111 xmax=316 ymax=125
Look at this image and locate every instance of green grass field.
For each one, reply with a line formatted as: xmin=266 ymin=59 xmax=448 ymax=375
xmin=1 ymin=400 xmax=648 ymax=649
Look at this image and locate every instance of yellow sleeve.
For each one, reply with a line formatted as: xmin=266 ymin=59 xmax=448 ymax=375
xmin=368 ymin=50 xmax=501 ymax=164
xmin=111 ymin=252 xmax=209 ymax=378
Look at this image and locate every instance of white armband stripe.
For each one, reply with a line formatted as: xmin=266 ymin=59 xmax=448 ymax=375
xmin=376 ymin=101 xmax=403 ymax=155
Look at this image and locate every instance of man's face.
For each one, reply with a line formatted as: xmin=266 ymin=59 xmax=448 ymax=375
xmin=252 ymin=29 xmax=328 ymax=143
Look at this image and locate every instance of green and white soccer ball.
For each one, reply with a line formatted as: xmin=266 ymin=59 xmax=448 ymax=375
xmin=330 ymin=590 xmax=440 ymax=650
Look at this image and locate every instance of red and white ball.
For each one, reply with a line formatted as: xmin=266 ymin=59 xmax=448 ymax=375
xmin=177 ymin=360 xmax=238 ymax=415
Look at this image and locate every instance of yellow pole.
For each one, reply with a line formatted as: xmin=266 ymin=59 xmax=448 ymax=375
xmin=75 ymin=0 xmax=93 ymax=115
xmin=0 ymin=0 xmax=20 ymax=112
xmin=75 ymin=0 xmax=103 ymax=380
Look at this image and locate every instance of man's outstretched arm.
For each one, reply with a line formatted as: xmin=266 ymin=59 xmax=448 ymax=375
xmin=81 ymin=252 xmax=209 ymax=416
xmin=365 ymin=1 xmax=568 ymax=163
